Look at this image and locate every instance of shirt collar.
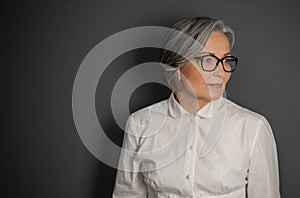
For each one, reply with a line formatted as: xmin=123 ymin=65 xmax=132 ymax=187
xmin=168 ymin=92 xmax=225 ymax=119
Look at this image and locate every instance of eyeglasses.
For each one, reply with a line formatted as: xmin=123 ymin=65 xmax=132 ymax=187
xmin=194 ymin=54 xmax=238 ymax=72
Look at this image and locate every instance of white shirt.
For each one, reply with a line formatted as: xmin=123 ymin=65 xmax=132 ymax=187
xmin=113 ymin=93 xmax=281 ymax=198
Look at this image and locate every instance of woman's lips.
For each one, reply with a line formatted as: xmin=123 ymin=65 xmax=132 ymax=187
xmin=207 ymin=83 xmax=223 ymax=88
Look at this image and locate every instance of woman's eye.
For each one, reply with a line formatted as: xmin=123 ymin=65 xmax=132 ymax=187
xmin=224 ymin=58 xmax=234 ymax=63
xmin=203 ymin=57 xmax=213 ymax=63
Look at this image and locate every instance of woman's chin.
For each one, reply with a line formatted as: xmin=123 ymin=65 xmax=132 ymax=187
xmin=208 ymin=89 xmax=224 ymax=100
xmin=198 ymin=92 xmax=223 ymax=101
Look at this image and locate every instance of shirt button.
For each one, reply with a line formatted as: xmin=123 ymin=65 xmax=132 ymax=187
xmin=186 ymin=175 xmax=190 ymax=180
xmin=189 ymin=146 xmax=193 ymax=150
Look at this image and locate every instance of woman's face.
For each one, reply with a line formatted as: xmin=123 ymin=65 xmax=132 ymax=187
xmin=179 ymin=31 xmax=232 ymax=103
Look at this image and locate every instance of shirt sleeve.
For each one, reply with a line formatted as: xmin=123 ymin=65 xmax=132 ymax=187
xmin=112 ymin=115 xmax=148 ymax=198
xmin=247 ymin=117 xmax=281 ymax=198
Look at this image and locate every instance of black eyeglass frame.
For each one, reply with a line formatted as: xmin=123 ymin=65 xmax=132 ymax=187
xmin=194 ymin=54 xmax=238 ymax=72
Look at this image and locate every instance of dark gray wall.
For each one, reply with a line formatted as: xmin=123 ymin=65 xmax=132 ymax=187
xmin=4 ymin=0 xmax=299 ymax=197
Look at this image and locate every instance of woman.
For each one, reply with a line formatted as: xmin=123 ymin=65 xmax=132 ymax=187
xmin=113 ymin=17 xmax=281 ymax=198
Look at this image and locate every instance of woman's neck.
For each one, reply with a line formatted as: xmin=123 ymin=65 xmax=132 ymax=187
xmin=175 ymin=92 xmax=210 ymax=115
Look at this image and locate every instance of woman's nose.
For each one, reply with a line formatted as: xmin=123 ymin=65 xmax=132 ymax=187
xmin=213 ymin=62 xmax=224 ymax=76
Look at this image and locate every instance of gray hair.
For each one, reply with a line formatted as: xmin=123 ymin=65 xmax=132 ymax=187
xmin=161 ymin=16 xmax=235 ymax=68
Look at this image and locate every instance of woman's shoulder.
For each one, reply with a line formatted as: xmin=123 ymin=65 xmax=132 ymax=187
xmin=224 ymin=98 xmax=267 ymax=122
xmin=128 ymin=99 xmax=169 ymax=125
xmin=223 ymin=99 xmax=273 ymax=141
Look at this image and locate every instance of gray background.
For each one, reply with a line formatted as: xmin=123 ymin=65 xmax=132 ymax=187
xmin=4 ymin=0 xmax=300 ymax=197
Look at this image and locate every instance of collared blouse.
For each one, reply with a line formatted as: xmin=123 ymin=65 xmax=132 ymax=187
xmin=113 ymin=93 xmax=281 ymax=198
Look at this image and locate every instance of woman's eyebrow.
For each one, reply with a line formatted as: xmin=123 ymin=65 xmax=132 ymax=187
xmin=223 ymin=52 xmax=231 ymax=56
xmin=197 ymin=52 xmax=231 ymax=56
xmin=197 ymin=51 xmax=214 ymax=56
